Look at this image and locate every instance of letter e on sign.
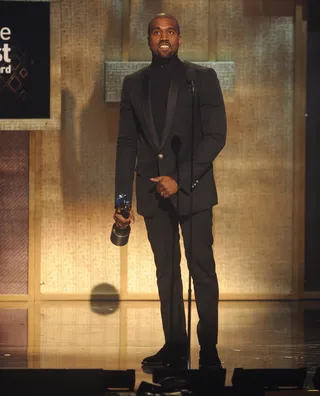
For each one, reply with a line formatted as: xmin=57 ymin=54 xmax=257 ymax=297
xmin=0 ymin=27 xmax=11 ymax=40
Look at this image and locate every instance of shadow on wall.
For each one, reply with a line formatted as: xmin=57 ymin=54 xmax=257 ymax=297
xmin=60 ymin=81 xmax=120 ymax=209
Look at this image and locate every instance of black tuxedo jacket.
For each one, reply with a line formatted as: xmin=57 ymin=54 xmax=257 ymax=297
xmin=115 ymin=58 xmax=227 ymax=216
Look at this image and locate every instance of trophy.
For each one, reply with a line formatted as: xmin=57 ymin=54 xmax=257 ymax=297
xmin=110 ymin=194 xmax=131 ymax=246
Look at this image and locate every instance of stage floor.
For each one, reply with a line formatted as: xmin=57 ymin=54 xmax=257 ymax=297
xmin=0 ymin=300 xmax=319 ymax=389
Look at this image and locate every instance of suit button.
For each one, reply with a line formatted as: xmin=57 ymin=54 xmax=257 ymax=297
xmin=158 ymin=153 xmax=164 ymax=160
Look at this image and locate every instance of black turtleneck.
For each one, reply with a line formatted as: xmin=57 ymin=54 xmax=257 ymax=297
xmin=150 ymin=54 xmax=182 ymax=140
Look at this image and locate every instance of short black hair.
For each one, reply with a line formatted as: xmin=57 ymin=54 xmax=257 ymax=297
xmin=148 ymin=13 xmax=180 ymax=36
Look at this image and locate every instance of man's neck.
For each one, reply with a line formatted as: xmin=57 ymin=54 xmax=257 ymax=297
xmin=151 ymin=53 xmax=179 ymax=65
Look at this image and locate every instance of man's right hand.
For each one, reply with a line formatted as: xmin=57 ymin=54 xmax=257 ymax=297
xmin=113 ymin=209 xmax=135 ymax=229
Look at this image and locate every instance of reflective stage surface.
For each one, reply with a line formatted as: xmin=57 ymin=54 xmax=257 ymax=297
xmin=0 ymin=301 xmax=319 ymax=389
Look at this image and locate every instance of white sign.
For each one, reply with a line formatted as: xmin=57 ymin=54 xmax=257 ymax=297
xmin=0 ymin=27 xmax=12 ymax=74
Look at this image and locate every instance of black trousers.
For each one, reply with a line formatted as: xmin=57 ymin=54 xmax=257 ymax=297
xmin=144 ymin=200 xmax=219 ymax=347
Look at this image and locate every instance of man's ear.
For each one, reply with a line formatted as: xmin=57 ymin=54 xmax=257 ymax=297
xmin=147 ymin=36 xmax=150 ymax=47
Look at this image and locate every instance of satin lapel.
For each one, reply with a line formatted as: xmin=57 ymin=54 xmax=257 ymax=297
xmin=159 ymin=77 xmax=179 ymax=150
xmin=142 ymin=71 xmax=161 ymax=151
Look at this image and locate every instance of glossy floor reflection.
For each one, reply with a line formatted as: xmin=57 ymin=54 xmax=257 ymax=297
xmin=0 ymin=301 xmax=319 ymax=389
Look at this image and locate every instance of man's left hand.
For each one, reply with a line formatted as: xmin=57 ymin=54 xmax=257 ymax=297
xmin=150 ymin=176 xmax=179 ymax=198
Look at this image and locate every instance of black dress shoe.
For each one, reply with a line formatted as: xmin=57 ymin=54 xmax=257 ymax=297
xmin=199 ymin=346 xmax=222 ymax=369
xmin=142 ymin=342 xmax=188 ymax=369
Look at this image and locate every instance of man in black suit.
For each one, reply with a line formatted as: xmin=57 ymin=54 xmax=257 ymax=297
xmin=114 ymin=13 xmax=226 ymax=369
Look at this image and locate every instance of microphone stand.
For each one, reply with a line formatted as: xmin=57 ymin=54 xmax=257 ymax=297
xmin=187 ymin=78 xmax=195 ymax=368
xmin=170 ymin=136 xmax=181 ymax=357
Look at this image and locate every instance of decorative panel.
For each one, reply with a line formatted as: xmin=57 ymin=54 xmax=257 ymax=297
xmin=213 ymin=0 xmax=294 ymax=294
xmin=0 ymin=131 xmax=29 ymax=295
xmin=0 ymin=1 xmax=61 ymax=131
xmin=104 ymin=61 xmax=235 ymax=102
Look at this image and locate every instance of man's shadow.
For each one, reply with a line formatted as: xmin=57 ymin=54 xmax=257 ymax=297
xmin=60 ymin=81 xmax=119 ymax=209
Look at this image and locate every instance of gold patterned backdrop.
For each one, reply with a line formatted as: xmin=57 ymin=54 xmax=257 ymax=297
xmin=39 ymin=0 xmax=296 ymax=298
